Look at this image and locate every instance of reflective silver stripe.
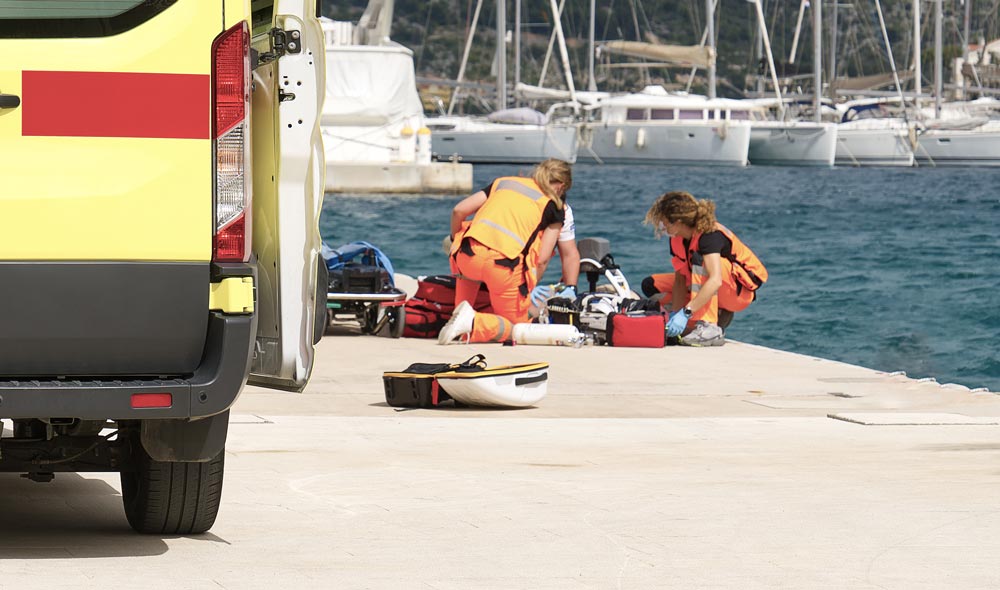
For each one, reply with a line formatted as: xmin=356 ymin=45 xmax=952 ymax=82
xmin=691 ymin=263 xmax=707 ymax=293
xmin=491 ymin=317 xmax=511 ymax=342
xmin=496 ymin=178 xmax=545 ymax=201
xmin=479 ymin=219 xmax=526 ymax=248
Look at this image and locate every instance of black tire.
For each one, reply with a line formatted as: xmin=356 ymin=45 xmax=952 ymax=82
xmin=120 ymin=444 xmax=225 ymax=535
xmin=379 ymin=306 xmax=406 ymax=338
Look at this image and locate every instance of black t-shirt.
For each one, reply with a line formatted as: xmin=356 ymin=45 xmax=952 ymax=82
xmin=481 ymin=180 xmax=565 ymax=228
xmin=671 ymin=230 xmax=733 ymax=260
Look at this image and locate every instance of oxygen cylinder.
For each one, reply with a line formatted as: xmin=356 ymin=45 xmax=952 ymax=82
xmin=416 ymin=126 xmax=432 ymax=165
xmin=512 ymin=323 xmax=585 ymax=347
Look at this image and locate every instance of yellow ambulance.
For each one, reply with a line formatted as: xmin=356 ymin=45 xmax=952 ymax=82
xmin=0 ymin=0 xmax=326 ymax=533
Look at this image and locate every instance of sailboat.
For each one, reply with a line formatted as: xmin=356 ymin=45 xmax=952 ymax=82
xmin=427 ymin=107 xmax=579 ymax=164
xmin=426 ymin=0 xmax=579 ymax=164
xmin=745 ymin=0 xmax=838 ymax=167
xmin=575 ymin=7 xmax=758 ymax=166
xmin=576 ymin=83 xmax=760 ymax=166
xmin=835 ymin=97 xmax=916 ymax=167
xmin=319 ymin=3 xmax=473 ymax=193
xmin=833 ymin=0 xmax=916 ymax=167
xmin=913 ymin=0 xmax=1000 ymax=166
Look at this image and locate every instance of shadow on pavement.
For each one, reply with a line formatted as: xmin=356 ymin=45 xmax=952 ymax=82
xmin=0 ymin=473 xmax=226 ymax=558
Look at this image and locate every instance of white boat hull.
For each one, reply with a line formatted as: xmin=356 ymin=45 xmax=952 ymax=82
xmin=576 ymin=122 xmax=751 ymax=166
xmin=915 ymin=127 xmax=1000 ymax=166
xmin=324 ymin=161 xmax=473 ymax=194
xmin=431 ymin=125 xmax=578 ymax=164
xmin=835 ymin=125 xmax=915 ymax=167
xmin=748 ymin=122 xmax=838 ymax=166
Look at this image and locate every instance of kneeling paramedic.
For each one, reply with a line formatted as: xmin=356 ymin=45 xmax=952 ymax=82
xmin=439 ymin=159 xmax=572 ymax=344
xmin=642 ymin=191 xmax=767 ymax=346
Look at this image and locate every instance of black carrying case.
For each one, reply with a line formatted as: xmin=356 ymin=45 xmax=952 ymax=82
xmin=382 ymin=373 xmax=451 ymax=408
xmin=382 ymin=355 xmax=487 ymax=408
xmin=329 ymin=263 xmax=391 ymax=294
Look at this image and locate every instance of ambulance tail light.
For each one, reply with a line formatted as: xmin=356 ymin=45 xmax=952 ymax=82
xmin=212 ymin=21 xmax=251 ymax=263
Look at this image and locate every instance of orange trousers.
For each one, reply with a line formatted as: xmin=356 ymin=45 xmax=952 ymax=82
xmin=648 ymin=258 xmax=753 ymax=326
xmin=451 ymin=239 xmax=529 ymax=343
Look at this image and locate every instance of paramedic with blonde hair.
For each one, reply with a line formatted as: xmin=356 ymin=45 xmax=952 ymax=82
xmin=439 ymin=159 xmax=572 ymax=344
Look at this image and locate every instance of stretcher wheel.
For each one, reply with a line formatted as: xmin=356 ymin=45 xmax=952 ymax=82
xmin=379 ymin=306 xmax=406 ymax=339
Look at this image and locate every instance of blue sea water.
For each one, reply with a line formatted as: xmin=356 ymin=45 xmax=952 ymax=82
xmin=320 ymin=164 xmax=1000 ymax=392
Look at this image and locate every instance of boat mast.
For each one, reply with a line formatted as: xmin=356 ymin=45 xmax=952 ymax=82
xmin=934 ymin=0 xmax=942 ymax=117
xmin=829 ymin=0 xmax=838 ymax=92
xmin=788 ymin=0 xmax=808 ymax=64
xmin=913 ymin=0 xmax=922 ymax=110
xmin=962 ymin=0 xmax=972 ymax=100
xmin=588 ymin=0 xmax=597 ymax=92
xmin=515 ymin=0 xmax=521 ymax=97
xmin=706 ymin=0 xmax=716 ymax=98
xmin=548 ymin=0 xmax=578 ymax=102
xmin=874 ymin=0 xmax=908 ymax=111
xmin=812 ymin=0 xmax=822 ymax=122
xmin=448 ymin=0 xmax=485 ymax=115
xmin=497 ymin=0 xmax=508 ymax=110
xmin=537 ymin=0 xmax=567 ymax=87
xmin=749 ymin=0 xmax=784 ymax=117
xmin=962 ymin=0 xmax=971 ymax=98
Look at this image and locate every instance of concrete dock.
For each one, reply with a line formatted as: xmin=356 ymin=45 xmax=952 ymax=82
xmin=2 ymin=334 xmax=999 ymax=589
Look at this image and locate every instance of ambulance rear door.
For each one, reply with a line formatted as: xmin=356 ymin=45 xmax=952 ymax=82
xmin=246 ymin=0 xmax=327 ymax=392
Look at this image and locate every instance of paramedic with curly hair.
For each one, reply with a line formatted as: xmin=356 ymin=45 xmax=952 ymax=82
xmin=439 ymin=159 xmax=572 ymax=344
xmin=642 ymin=191 xmax=767 ymax=346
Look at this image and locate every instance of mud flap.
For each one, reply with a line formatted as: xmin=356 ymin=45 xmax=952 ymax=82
xmin=140 ymin=410 xmax=230 ymax=462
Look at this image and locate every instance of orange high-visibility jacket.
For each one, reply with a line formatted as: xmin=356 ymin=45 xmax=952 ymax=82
xmin=454 ymin=177 xmax=555 ymax=261
xmin=671 ymin=223 xmax=768 ymax=293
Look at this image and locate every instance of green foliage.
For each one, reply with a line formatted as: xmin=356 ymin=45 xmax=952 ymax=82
xmin=322 ymin=0 xmax=999 ymax=104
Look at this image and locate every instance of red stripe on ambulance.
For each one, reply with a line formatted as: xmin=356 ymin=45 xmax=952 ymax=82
xmin=21 ymin=71 xmax=210 ymax=139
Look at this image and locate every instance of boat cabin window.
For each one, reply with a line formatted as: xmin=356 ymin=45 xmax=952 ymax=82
xmin=651 ymin=109 xmax=674 ymax=120
xmin=728 ymin=110 xmax=751 ymax=120
xmin=707 ymin=110 xmax=717 ymax=120
xmin=626 ymin=109 xmax=648 ymax=121
xmin=678 ymin=109 xmax=703 ymax=120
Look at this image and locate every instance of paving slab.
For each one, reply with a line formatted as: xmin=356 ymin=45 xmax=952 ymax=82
xmin=1 ymin=333 xmax=999 ymax=589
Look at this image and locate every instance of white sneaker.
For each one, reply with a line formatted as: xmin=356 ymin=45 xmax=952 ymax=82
xmin=678 ymin=320 xmax=725 ymax=347
xmin=438 ymin=300 xmax=475 ymax=345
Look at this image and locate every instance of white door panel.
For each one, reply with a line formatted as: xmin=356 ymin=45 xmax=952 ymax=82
xmin=249 ymin=0 xmax=325 ymax=391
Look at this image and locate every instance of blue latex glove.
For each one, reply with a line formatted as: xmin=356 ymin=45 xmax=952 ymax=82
xmin=530 ymin=284 xmax=555 ymax=307
xmin=665 ymin=309 xmax=689 ymax=337
xmin=558 ymin=285 xmax=577 ymax=300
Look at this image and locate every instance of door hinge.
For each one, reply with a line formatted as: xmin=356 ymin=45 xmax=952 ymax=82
xmin=256 ymin=27 xmax=303 ymax=67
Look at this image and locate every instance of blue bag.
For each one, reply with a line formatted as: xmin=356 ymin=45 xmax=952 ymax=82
xmin=322 ymin=241 xmax=395 ymax=286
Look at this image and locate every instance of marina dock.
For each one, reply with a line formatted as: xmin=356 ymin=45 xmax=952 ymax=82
xmin=2 ymin=333 xmax=998 ymax=587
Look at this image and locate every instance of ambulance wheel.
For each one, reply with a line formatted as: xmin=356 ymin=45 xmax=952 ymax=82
xmin=377 ymin=306 xmax=406 ymax=338
xmin=120 ymin=444 xmax=225 ymax=535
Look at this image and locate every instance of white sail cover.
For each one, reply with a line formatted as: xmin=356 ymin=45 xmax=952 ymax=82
xmin=597 ymin=41 xmax=716 ymax=68
xmin=513 ymin=82 xmax=573 ymax=102
xmin=487 ymin=107 xmax=548 ymax=125
xmin=830 ymin=71 xmax=912 ymax=92
xmin=323 ymin=45 xmax=424 ymax=126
